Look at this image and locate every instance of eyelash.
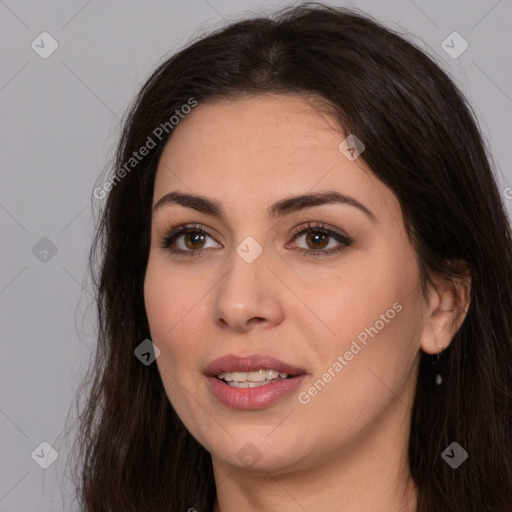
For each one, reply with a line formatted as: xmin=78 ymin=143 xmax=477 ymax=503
xmin=159 ymin=221 xmax=353 ymax=258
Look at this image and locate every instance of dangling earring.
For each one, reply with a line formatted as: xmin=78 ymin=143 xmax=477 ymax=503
xmin=432 ymin=339 xmax=444 ymax=386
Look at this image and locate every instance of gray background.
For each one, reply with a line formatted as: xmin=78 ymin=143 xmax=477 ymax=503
xmin=1 ymin=0 xmax=511 ymax=510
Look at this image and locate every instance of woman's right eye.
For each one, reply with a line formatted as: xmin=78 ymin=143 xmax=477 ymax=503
xmin=160 ymin=224 xmax=221 ymax=256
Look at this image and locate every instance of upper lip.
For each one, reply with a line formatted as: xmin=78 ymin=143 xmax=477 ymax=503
xmin=205 ymin=354 xmax=306 ymax=377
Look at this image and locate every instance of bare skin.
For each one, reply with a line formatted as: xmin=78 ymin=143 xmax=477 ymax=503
xmin=143 ymin=94 xmax=470 ymax=512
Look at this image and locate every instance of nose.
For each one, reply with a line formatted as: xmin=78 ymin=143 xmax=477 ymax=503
xmin=211 ymin=247 xmax=285 ymax=333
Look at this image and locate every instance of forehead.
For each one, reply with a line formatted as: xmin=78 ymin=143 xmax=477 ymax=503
xmin=159 ymin=94 xmax=343 ymax=168
xmin=153 ymin=94 xmax=398 ymax=223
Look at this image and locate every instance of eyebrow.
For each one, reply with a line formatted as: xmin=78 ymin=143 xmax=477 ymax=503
xmin=152 ymin=190 xmax=376 ymax=222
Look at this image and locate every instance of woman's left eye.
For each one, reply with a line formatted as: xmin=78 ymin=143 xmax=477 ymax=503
xmin=288 ymin=221 xmax=353 ymax=256
xmin=160 ymin=221 xmax=352 ymax=257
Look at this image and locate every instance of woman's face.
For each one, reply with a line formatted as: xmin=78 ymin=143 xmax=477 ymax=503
xmin=144 ymin=94 xmax=429 ymax=474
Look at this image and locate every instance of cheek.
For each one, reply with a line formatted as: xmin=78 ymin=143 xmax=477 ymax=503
xmin=143 ymin=254 xmax=210 ymax=407
xmin=144 ymin=257 xmax=193 ymax=385
xmin=313 ymin=230 xmax=422 ymax=353
xmin=288 ymin=256 xmax=403 ymax=357
xmin=144 ymin=253 xmax=205 ymax=345
xmin=295 ymin=248 xmax=423 ymax=424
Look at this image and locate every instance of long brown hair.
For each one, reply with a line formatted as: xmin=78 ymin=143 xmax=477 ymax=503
xmin=70 ymin=3 xmax=512 ymax=510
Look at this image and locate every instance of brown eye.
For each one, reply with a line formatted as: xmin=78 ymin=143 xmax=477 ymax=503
xmin=290 ymin=221 xmax=353 ymax=256
xmin=183 ymin=232 xmax=207 ymax=250
xmin=160 ymin=224 xmax=221 ymax=256
xmin=304 ymin=231 xmax=330 ymax=250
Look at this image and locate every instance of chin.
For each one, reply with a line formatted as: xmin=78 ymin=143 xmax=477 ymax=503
xmin=205 ymin=427 xmax=311 ymax=474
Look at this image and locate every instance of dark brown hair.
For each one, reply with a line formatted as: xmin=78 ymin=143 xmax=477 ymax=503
xmin=70 ymin=3 xmax=512 ymax=511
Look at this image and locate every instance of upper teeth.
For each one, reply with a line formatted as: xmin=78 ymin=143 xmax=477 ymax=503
xmin=217 ymin=369 xmax=289 ymax=383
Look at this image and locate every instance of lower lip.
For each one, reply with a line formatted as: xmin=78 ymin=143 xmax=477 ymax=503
xmin=206 ymin=374 xmax=307 ymax=410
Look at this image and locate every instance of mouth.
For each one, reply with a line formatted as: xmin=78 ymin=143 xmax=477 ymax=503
xmin=205 ymin=354 xmax=307 ymax=409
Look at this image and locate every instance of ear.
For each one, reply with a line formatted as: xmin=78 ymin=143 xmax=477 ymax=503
xmin=420 ymin=262 xmax=471 ymax=355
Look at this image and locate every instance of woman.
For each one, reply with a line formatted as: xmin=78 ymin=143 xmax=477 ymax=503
xmin=72 ymin=3 xmax=512 ymax=511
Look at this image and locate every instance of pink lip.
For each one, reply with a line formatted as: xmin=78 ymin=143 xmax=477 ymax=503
xmin=205 ymin=354 xmax=306 ymax=376
xmin=205 ymin=354 xmax=307 ymax=410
